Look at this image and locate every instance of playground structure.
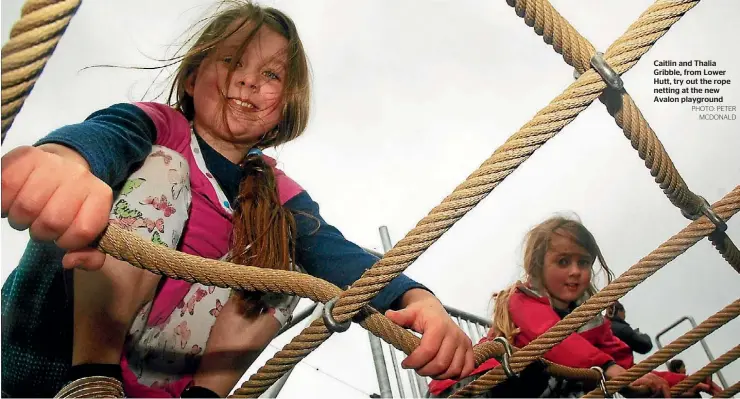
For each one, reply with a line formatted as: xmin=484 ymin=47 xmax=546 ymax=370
xmin=2 ymin=0 xmax=739 ymax=397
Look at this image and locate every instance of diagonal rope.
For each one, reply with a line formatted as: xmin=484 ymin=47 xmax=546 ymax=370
xmin=670 ymin=344 xmax=740 ymax=396
xmin=714 ymin=380 xmax=740 ymax=398
xmin=581 ymin=300 xmax=740 ymax=397
xmin=1 ymin=0 xmax=82 ymax=142
xmin=99 ymin=223 xmax=433 ymax=357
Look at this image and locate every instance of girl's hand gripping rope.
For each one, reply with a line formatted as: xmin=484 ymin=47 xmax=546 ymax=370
xmin=2 ymin=144 xmax=113 ymax=271
xmin=385 ymin=288 xmax=476 ymax=380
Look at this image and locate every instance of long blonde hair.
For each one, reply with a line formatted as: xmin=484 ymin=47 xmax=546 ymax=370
xmin=490 ymin=215 xmax=614 ymax=342
xmin=169 ymin=1 xmax=311 ymax=315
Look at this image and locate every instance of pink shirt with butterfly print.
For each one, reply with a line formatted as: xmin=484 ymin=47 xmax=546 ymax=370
xmin=119 ymin=102 xmax=304 ymax=397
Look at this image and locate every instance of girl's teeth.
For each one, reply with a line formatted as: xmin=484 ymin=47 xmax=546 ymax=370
xmin=232 ymin=99 xmax=254 ymax=108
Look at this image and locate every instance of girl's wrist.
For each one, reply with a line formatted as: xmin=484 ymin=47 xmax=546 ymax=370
xmin=37 ymin=143 xmax=91 ymax=170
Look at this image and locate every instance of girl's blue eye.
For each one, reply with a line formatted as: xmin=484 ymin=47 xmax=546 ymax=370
xmin=558 ymin=258 xmax=569 ymax=266
xmin=263 ymin=70 xmax=279 ymax=80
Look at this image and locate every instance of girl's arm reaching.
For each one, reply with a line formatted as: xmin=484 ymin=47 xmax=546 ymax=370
xmin=284 ymin=191 xmax=475 ymax=381
xmin=285 ymin=190 xmax=428 ymax=312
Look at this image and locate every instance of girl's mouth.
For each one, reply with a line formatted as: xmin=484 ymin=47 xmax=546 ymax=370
xmin=229 ymin=98 xmax=258 ymax=111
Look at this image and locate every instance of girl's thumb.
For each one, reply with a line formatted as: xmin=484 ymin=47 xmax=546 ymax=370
xmin=385 ymin=308 xmax=413 ymax=328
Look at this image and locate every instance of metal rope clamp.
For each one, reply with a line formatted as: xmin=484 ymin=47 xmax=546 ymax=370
xmin=493 ymin=337 xmax=518 ymax=379
xmin=681 ymin=195 xmax=728 ymax=232
xmin=322 ymin=296 xmax=352 ymax=333
xmin=573 ymin=52 xmax=624 ymax=91
xmin=590 ymin=366 xmax=612 ymax=398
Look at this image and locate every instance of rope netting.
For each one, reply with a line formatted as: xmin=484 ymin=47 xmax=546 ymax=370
xmin=669 ymin=344 xmax=739 ymax=397
xmin=1 ymin=0 xmax=738 ymax=398
xmin=580 ymin=301 xmax=739 ymax=398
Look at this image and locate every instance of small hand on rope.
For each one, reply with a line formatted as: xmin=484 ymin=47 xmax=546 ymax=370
xmin=384 ymin=288 xmax=476 ymax=380
xmin=631 ymin=373 xmax=671 ymax=398
xmin=604 ymin=364 xmax=671 ymax=397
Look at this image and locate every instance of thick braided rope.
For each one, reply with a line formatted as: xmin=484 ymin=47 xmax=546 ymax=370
xmin=506 ymin=0 xmax=595 ymax=72
xmin=449 ymin=187 xmax=740 ymax=397
xmin=543 ymin=362 xmax=600 ymax=383
xmin=715 ymin=381 xmax=740 ymax=398
xmin=602 ymin=89 xmax=704 ymax=215
xmin=470 ymin=341 xmax=603 ymax=382
xmin=243 ymin=0 xmax=708 ymax=391
xmin=99 ymin=224 xmax=341 ymax=302
xmin=53 ymin=376 xmax=124 ymax=398
xmin=1 ymin=0 xmax=81 ymax=142
xmin=605 ymin=90 xmax=740 ymax=271
xmin=99 ymin=224 xmax=436 ymax=357
xmin=582 ymin=300 xmax=740 ymax=397
xmin=670 ymin=344 xmax=740 ymax=396
xmin=507 ymin=0 xmax=705 ymax=227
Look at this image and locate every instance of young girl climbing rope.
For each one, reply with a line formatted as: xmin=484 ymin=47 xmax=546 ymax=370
xmin=0 ymin=2 xmax=475 ymax=397
xmin=427 ymin=215 xmax=708 ymax=398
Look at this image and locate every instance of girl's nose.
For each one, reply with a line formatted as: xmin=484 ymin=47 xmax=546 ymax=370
xmin=568 ymin=262 xmax=581 ymax=275
xmin=235 ymin=72 xmax=258 ymax=92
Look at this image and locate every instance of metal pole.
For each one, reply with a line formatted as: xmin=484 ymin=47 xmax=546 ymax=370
xmin=379 ymin=226 xmax=393 ymax=254
xmin=388 ymin=345 xmax=406 ymax=398
xmin=655 ymin=316 xmax=728 ymax=389
xmin=477 ymin=324 xmax=487 ymax=340
xmin=443 ymin=305 xmax=492 ymax=327
xmin=464 ymin=319 xmax=479 ymax=343
xmin=407 ymin=369 xmax=420 ymax=398
xmin=260 ymin=304 xmax=325 ymax=397
xmin=414 ymin=374 xmax=429 ymax=398
xmin=369 ymin=332 xmax=394 ymax=398
xmin=378 ymin=226 xmax=408 ymax=397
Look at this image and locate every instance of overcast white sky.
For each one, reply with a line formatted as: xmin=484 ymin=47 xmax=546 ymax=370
xmin=2 ymin=1 xmax=739 ymax=397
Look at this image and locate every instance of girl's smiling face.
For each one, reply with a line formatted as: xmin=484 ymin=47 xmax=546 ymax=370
xmin=187 ymin=22 xmax=288 ymax=158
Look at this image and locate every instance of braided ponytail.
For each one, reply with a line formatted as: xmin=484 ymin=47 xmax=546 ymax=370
xmin=228 ymin=148 xmax=297 ymax=316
